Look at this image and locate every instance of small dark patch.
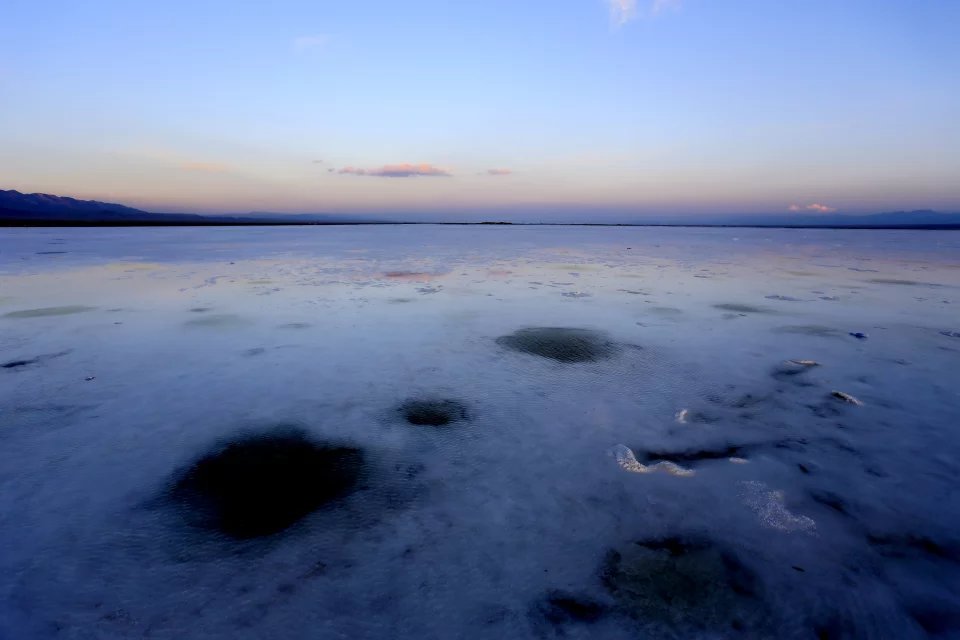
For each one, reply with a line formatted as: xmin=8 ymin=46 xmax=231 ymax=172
xmin=2 ymin=358 xmax=38 ymax=369
xmin=776 ymin=325 xmax=842 ymax=338
xmin=813 ymin=615 xmax=858 ymax=639
xmin=848 ymin=332 xmax=868 ymax=340
xmin=941 ymin=331 xmax=960 ymax=339
xmin=2 ymin=350 xmax=70 ymax=370
xmin=637 ymin=438 xmax=808 ymax=467
xmin=4 ymin=305 xmax=96 ymax=318
xmin=867 ymin=278 xmax=944 ymax=287
xmin=169 ymin=427 xmax=365 ymax=539
xmin=384 ymin=271 xmax=432 ymax=278
xmin=243 ymin=347 xmax=266 ymax=357
xmin=764 ymin=295 xmax=803 ymax=301
xmin=809 ymin=490 xmax=852 ymax=517
xmin=279 ymin=322 xmax=311 ymax=329
xmin=713 ymin=303 xmax=772 ymax=314
xmin=807 ymin=401 xmax=843 ymax=418
xmin=189 ymin=307 xmax=212 ymax=313
xmin=771 ymin=360 xmax=820 ymax=381
xmin=730 ymin=393 xmax=768 ymax=409
xmin=534 ymin=590 xmax=607 ymax=626
xmin=496 ymin=327 xmax=619 ymax=363
xmin=398 ymin=399 xmax=469 ymax=427
xmin=601 ymin=535 xmax=770 ymax=633
xmin=907 ymin=604 xmax=960 ymax=635
xmin=867 ymin=533 xmax=960 ymax=563
xmin=35 ymin=251 xmax=68 ymax=255
xmin=639 ymin=443 xmax=747 ymax=465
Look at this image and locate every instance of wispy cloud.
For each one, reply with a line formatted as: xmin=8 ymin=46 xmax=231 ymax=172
xmin=651 ymin=0 xmax=681 ymax=15
xmin=293 ymin=35 xmax=327 ymax=52
xmin=789 ymin=203 xmax=836 ymax=213
xmin=484 ymin=168 xmax=512 ymax=176
xmin=338 ymin=163 xmax=452 ymax=178
xmin=607 ymin=0 xmax=637 ymax=25
xmin=608 ymin=0 xmax=680 ymax=25
xmin=179 ymin=161 xmax=230 ymax=173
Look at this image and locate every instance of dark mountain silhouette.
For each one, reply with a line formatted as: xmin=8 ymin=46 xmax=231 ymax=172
xmin=0 ymin=190 xmax=378 ymax=226
xmin=1 ymin=189 xmax=152 ymax=216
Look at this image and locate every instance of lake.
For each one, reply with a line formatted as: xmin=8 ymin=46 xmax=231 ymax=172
xmin=1 ymin=225 xmax=958 ymax=638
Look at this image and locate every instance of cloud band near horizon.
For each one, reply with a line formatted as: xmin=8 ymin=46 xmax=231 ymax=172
xmin=338 ymin=163 xmax=452 ymax=178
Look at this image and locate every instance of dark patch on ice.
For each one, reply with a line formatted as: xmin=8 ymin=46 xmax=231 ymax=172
xmin=531 ymin=590 xmax=608 ymax=626
xmin=169 ymin=427 xmax=366 ymax=539
xmin=496 ymin=327 xmax=619 ymax=363
xmin=728 ymin=392 xmax=769 ymax=409
xmin=388 ymin=298 xmax=414 ymax=304
xmin=807 ymin=401 xmax=844 ymax=418
xmin=184 ymin=313 xmax=249 ymax=328
xmin=867 ymin=533 xmax=960 ymax=563
xmin=713 ymin=303 xmax=773 ymax=314
xmin=2 ymin=357 xmax=39 ymax=369
xmin=771 ymin=360 xmax=820 ymax=381
xmin=650 ymin=306 xmax=683 ymax=315
xmin=189 ymin=307 xmax=212 ymax=313
xmin=907 ymin=603 xmax=960 ymax=636
xmin=561 ymin=291 xmax=591 ymax=298
xmin=398 ymin=399 xmax=469 ymax=427
xmin=4 ymin=305 xmax=96 ymax=318
xmin=867 ymin=278 xmax=945 ymax=287
xmin=636 ymin=438 xmax=806 ymax=466
xmin=600 ymin=535 xmax=770 ymax=633
xmin=775 ymin=325 xmax=843 ymax=338
xmin=765 ymin=295 xmax=803 ymax=301
xmin=2 ymin=350 xmax=70 ymax=369
xmin=808 ymin=489 xmax=853 ymax=517
xmin=243 ymin=347 xmax=267 ymax=357
xmin=279 ymin=322 xmax=311 ymax=329
xmin=848 ymin=332 xmax=868 ymax=340
xmin=939 ymin=330 xmax=960 ymax=339
xmin=35 ymin=251 xmax=68 ymax=255
xmin=639 ymin=443 xmax=748 ymax=464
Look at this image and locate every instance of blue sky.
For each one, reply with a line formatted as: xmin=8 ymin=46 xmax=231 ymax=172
xmin=1 ymin=0 xmax=958 ymax=218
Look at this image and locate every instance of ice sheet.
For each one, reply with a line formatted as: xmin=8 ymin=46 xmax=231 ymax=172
xmin=1 ymin=225 xmax=958 ymax=638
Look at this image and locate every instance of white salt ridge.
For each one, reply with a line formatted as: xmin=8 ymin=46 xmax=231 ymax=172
xmin=739 ymin=480 xmax=816 ymax=533
xmin=610 ymin=444 xmax=696 ymax=477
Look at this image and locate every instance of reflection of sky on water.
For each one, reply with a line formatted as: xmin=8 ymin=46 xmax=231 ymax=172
xmin=0 ymin=226 xmax=958 ymax=639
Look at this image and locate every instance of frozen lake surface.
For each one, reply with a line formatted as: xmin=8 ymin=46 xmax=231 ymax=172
xmin=1 ymin=225 xmax=959 ymax=639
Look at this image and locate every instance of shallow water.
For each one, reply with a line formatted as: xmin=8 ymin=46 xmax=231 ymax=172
xmin=1 ymin=225 xmax=958 ymax=639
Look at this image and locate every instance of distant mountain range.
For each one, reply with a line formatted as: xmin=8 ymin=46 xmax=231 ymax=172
xmin=2 ymin=189 xmax=958 ymax=228
xmin=0 ymin=190 xmax=379 ymax=226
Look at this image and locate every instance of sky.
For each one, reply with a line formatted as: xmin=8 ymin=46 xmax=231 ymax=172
xmin=1 ymin=0 xmax=959 ymax=219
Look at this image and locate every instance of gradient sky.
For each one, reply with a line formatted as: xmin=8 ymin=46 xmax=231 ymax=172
xmin=1 ymin=0 xmax=958 ymax=218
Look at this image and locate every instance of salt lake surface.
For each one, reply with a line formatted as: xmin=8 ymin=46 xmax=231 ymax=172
xmin=1 ymin=225 xmax=958 ymax=639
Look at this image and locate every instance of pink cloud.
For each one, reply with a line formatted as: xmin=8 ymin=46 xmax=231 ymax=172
xmin=789 ymin=203 xmax=836 ymax=213
xmin=338 ymin=163 xmax=451 ymax=178
xmin=484 ymin=168 xmax=512 ymax=176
